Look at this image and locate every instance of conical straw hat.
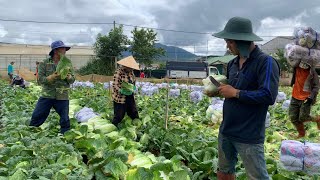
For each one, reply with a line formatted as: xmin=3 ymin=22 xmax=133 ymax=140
xmin=117 ymin=56 xmax=140 ymax=70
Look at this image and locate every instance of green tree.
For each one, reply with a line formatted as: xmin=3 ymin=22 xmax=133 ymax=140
xmin=273 ymin=49 xmax=291 ymax=77
xmin=130 ymin=27 xmax=165 ymax=67
xmin=158 ymin=62 xmax=166 ymax=69
xmin=79 ymin=25 xmax=129 ymax=75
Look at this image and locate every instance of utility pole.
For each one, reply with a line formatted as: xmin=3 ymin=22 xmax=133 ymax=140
xmin=194 ymin=45 xmax=196 ymax=61
xmin=175 ymin=42 xmax=177 ymax=61
xmin=114 ymin=20 xmax=116 ymax=72
xmin=206 ymin=40 xmax=208 ymax=62
xmin=115 ymin=56 xmax=117 ymax=71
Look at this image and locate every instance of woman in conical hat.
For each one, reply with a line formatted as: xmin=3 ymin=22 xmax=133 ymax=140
xmin=111 ymin=56 xmax=140 ymax=127
xmin=116 ymin=56 xmax=140 ymax=70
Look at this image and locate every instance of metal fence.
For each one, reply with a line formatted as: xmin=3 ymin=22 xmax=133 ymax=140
xmin=0 ymin=54 xmax=94 ymax=71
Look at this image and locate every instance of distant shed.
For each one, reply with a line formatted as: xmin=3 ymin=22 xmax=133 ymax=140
xmin=207 ymin=55 xmax=235 ymax=75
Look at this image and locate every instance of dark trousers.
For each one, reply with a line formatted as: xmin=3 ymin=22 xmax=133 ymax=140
xmin=11 ymin=80 xmax=25 ymax=88
xmin=29 ymin=97 xmax=70 ymax=134
xmin=8 ymin=73 xmax=13 ymax=80
xmin=112 ymin=95 xmax=139 ymax=126
xmin=289 ymin=97 xmax=314 ymax=124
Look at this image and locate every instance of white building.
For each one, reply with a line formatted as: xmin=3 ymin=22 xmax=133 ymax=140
xmin=261 ymin=36 xmax=294 ymax=55
xmin=0 ymin=43 xmax=94 ymax=70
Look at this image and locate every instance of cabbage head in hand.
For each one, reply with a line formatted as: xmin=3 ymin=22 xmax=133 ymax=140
xmin=120 ymin=82 xmax=136 ymax=95
xmin=202 ymin=75 xmax=227 ymax=97
xmin=56 ymin=55 xmax=73 ymax=79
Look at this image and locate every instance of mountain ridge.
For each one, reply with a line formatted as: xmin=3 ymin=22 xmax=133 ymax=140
xmin=122 ymin=43 xmax=198 ymax=61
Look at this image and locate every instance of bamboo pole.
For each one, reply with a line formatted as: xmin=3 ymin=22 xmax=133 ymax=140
xmin=187 ymin=79 xmax=190 ymax=101
xmin=109 ymin=81 xmax=112 ymax=99
xmin=165 ymin=77 xmax=169 ymax=130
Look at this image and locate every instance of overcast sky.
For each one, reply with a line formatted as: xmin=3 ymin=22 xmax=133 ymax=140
xmin=0 ymin=0 xmax=320 ymax=55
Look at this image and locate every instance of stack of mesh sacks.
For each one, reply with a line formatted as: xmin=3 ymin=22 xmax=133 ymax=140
xmin=169 ymin=89 xmax=180 ymax=98
xmin=280 ymin=140 xmax=305 ymax=171
xmin=189 ymin=91 xmax=203 ymax=103
xmin=206 ymin=98 xmax=224 ymax=124
xmin=280 ymin=140 xmax=320 ymax=175
xmin=285 ymin=27 xmax=320 ymax=68
xmin=75 ymin=107 xmax=99 ymax=123
xmin=140 ymin=83 xmax=159 ymax=96
xmin=304 ymin=142 xmax=320 ymax=175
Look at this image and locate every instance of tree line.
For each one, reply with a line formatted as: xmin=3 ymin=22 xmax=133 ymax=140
xmin=78 ymin=25 xmax=165 ymax=76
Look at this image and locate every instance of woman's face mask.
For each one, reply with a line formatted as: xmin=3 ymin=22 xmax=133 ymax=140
xmin=123 ymin=67 xmax=133 ymax=72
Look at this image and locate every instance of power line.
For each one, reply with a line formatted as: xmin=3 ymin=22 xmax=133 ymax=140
xmin=117 ymin=22 xmax=211 ymax=35
xmin=0 ymin=18 xmax=212 ymax=35
xmin=0 ymin=18 xmax=114 ymax=25
xmin=0 ymin=18 xmax=294 ymax=37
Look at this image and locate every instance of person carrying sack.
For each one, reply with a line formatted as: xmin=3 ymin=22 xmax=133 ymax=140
xmin=289 ymin=61 xmax=320 ymax=138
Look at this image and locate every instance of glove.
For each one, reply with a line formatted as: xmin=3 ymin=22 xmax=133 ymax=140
xmin=304 ymin=98 xmax=313 ymax=105
xmin=120 ymin=88 xmax=133 ymax=96
xmin=66 ymin=73 xmax=73 ymax=80
xmin=46 ymin=72 xmax=60 ymax=82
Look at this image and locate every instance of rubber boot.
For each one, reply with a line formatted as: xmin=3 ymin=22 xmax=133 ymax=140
xmin=302 ymin=116 xmax=320 ymax=130
xmin=217 ymin=171 xmax=236 ymax=180
xmin=315 ymin=117 xmax=320 ymax=130
xmin=294 ymin=123 xmax=306 ymax=138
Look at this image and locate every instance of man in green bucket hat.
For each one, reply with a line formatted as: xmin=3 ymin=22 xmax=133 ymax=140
xmin=213 ymin=17 xmax=280 ymax=179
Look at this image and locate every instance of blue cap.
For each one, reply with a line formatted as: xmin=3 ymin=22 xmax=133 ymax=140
xmin=49 ymin=40 xmax=71 ymax=56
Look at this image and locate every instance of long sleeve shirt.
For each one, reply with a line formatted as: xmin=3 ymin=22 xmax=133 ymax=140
xmin=7 ymin=64 xmax=13 ymax=74
xmin=220 ymin=46 xmax=280 ymax=144
xmin=290 ymin=67 xmax=319 ymax=101
xmin=38 ymin=58 xmax=75 ymax=100
xmin=112 ymin=67 xmax=136 ymax=104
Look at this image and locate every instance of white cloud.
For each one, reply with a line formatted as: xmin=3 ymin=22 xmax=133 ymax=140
xmin=312 ymin=6 xmax=320 ymax=14
xmin=255 ymin=13 xmax=307 ymax=46
xmin=0 ymin=25 xmax=7 ymax=37
xmin=1 ymin=0 xmax=320 ymax=56
xmin=257 ymin=13 xmax=307 ymax=36
xmin=209 ymin=12 xmax=311 ymax=55
xmin=207 ymin=38 xmax=227 ymax=56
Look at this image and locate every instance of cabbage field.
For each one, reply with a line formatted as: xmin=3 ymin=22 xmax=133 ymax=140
xmin=0 ymin=80 xmax=320 ymax=180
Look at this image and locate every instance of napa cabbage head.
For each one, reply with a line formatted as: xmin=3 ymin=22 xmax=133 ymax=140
xmin=202 ymin=75 xmax=227 ymax=97
xmin=56 ymin=55 xmax=74 ymax=79
xmin=121 ymin=82 xmax=135 ymax=91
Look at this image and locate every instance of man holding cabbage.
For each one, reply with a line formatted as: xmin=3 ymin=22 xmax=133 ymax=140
xmin=211 ymin=17 xmax=280 ymax=179
xmin=111 ymin=56 xmax=139 ymax=127
xmin=29 ymin=40 xmax=75 ymax=134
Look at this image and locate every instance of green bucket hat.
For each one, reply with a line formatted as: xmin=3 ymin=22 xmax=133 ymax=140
xmin=213 ymin=17 xmax=263 ymax=41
